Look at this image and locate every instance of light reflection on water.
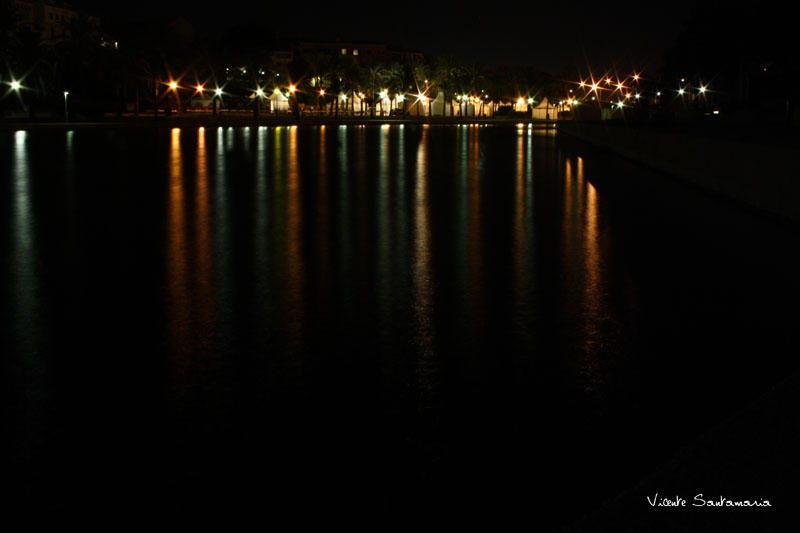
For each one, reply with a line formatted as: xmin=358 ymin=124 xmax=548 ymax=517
xmin=412 ymin=126 xmax=437 ymax=408
xmin=8 ymin=130 xmax=45 ymax=469
xmin=286 ymin=126 xmax=304 ymax=356
xmin=3 ymin=125 xmax=800 ymax=525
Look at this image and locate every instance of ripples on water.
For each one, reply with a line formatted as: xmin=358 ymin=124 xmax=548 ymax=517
xmin=2 ymin=125 xmax=799 ymax=525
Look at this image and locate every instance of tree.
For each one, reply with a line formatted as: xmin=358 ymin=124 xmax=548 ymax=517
xmin=364 ymin=63 xmax=387 ymax=118
xmin=434 ymin=56 xmax=461 ymax=117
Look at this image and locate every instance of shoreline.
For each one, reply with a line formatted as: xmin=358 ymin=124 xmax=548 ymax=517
xmin=0 ymin=113 xmax=558 ymax=129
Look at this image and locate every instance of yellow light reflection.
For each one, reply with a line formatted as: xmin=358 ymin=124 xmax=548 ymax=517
xmin=194 ymin=127 xmax=214 ymax=353
xmin=514 ymin=124 xmax=526 ymax=298
xmin=286 ymin=125 xmax=305 ymax=353
xmin=166 ymin=127 xmax=189 ymax=365
xmin=579 ymin=157 xmax=605 ymax=393
xmin=316 ymin=125 xmax=331 ymax=290
xmin=377 ymin=121 xmax=392 ymax=337
xmin=413 ymin=126 xmax=437 ymax=408
xmin=468 ymin=123 xmax=483 ymax=326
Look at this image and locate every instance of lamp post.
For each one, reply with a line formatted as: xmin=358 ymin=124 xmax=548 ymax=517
xmin=63 ymin=91 xmax=69 ymax=122
xmin=196 ymin=85 xmax=204 ymax=112
xmin=254 ymin=88 xmax=263 ymax=119
xmin=10 ymin=80 xmax=25 ymax=114
xmin=289 ymin=85 xmax=297 ymax=118
xmin=169 ymin=81 xmax=178 ymax=115
xmin=214 ymin=88 xmax=222 ymax=115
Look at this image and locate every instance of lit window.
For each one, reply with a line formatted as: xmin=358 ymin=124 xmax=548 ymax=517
xmin=341 ymin=48 xmax=347 ymax=55
xmin=353 ymin=50 xmax=358 ymax=55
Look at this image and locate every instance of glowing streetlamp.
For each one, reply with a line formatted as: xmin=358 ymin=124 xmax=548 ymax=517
xmin=211 ymin=87 xmax=222 ymax=115
xmin=168 ymin=81 xmax=179 ymax=115
xmin=288 ymin=85 xmax=297 ymax=117
xmin=253 ymin=87 xmax=267 ymax=117
xmin=64 ymin=91 xmax=69 ymax=122
xmin=11 ymin=80 xmax=21 ymax=91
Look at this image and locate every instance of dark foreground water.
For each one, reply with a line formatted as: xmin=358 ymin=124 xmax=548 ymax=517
xmin=3 ymin=125 xmax=799 ymax=526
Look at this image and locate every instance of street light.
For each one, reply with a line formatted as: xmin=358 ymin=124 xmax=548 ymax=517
xmin=212 ymin=87 xmax=222 ymax=115
xmin=11 ymin=80 xmax=21 ymax=90
xmin=288 ymin=85 xmax=297 ymax=117
xmin=64 ymin=91 xmax=69 ymax=122
xmin=254 ymin=87 xmax=264 ymax=118
xmin=168 ymin=81 xmax=178 ymax=115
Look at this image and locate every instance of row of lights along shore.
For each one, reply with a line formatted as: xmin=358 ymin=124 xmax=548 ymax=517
xmin=3 ymin=70 xmax=711 ymax=118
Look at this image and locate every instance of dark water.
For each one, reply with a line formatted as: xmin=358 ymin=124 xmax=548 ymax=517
xmin=2 ymin=125 xmax=799 ymax=525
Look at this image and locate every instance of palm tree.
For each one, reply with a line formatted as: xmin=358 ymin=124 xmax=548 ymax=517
xmin=339 ymin=56 xmax=362 ymax=116
xmin=301 ymin=51 xmax=331 ymax=114
xmin=387 ymin=61 xmax=415 ymax=115
xmin=364 ymin=62 xmax=387 ymax=118
xmin=459 ymin=62 xmax=487 ymax=116
xmin=434 ymin=56 xmax=461 ymax=117
xmin=409 ymin=58 xmax=432 ymax=116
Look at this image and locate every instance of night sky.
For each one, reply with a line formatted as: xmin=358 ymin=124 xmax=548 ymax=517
xmin=71 ymin=0 xmax=699 ymax=75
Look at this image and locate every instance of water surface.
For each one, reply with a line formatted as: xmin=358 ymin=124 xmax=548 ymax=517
xmin=3 ymin=124 xmax=798 ymax=525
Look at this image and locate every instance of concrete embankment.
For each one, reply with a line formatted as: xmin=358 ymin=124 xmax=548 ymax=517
xmin=558 ymin=121 xmax=800 ymax=225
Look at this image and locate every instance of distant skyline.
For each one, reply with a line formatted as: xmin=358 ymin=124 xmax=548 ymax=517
xmin=72 ymin=0 xmax=697 ymax=75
